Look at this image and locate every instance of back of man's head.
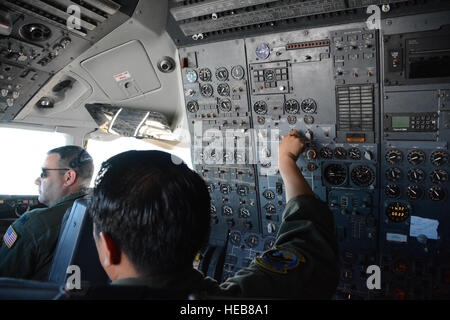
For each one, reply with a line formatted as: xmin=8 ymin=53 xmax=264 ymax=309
xmin=48 ymin=145 xmax=94 ymax=187
xmin=89 ymin=150 xmax=211 ymax=275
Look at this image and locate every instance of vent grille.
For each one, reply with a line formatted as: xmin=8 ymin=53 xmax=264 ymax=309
xmin=5 ymin=0 xmax=120 ymax=36
xmin=336 ymin=85 xmax=374 ymax=132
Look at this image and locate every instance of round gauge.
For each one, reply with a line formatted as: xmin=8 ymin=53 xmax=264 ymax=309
xmin=253 ymin=101 xmax=268 ymax=115
xmin=186 ymin=100 xmax=199 ymax=113
xmin=287 ymin=115 xmax=297 ymax=125
xmin=230 ymin=232 xmax=241 ymax=245
xmin=255 ymin=43 xmax=270 ymax=60
xmin=348 ymin=148 xmax=361 ymax=160
xmin=263 ymin=189 xmax=275 ymax=200
xmin=284 ymin=99 xmax=300 ymax=114
xmin=319 ymin=147 xmax=333 ymax=159
xmin=324 ymin=164 xmax=347 ymax=186
xmin=231 ymin=65 xmax=245 ymax=80
xmin=407 ymin=150 xmax=425 ymax=165
xmin=407 ymin=168 xmax=425 ymax=183
xmin=239 ymin=207 xmax=251 ymax=218
xmin=386 ymin=167 xmax=402 ymax=182
xmin=301 ymin=98 xmax=317 ymax=113
xmin=245 ymin=235 xmax=259 ymax=248
xmin=220 ymin=184 xmax=231 ymax=195
xmin=222 ymin=205 xmax=233 ymax=216
xmin=199 ymin=68 xmax=212 ymax=81
xmin=200 ymin=83 xmax=213 ymax=97
xmin=219 ymin=98 xmax=232 ymax=112
xmin=334 ymin=147 xmax=347 ymax=159
xmin=264 ymin=203 xmax=276 ymax=213
xmin=430 ymin=150 xmax=449 ymax=166
xmin=215 ymin=67 xmax=229 ymax=81
xmin=428 ymin=186 xmax=446 ymax=201
xmin=351 ymin=165 xmax=375 ymax=187
xmin=264 ymin=69 xmax=275 ymax=81
xmin=185 ymin=70 xmax=198 ymax=83
xmin=430 ymin=169 xmax=448 ymax=184
xmin=386 ymin=202 xmax=410 ymax=223
xmin=406 ymin=185 xmax=423 ymax=200
xmin=217 ymin=83 xmax=230 ymax=96
xmin=385 ymin=149 xmax=403 ymax=165
xmin=385 ymin=184 xmax=401 ymax=198
xmin=237 ymin=185 xmax=249 ymax=196
xmin=304 ymin=115 xmax=314 ymax=124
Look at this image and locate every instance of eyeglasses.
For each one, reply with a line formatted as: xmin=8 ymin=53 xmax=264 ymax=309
xmin=40 ymin=168 xmax=71 ymax=179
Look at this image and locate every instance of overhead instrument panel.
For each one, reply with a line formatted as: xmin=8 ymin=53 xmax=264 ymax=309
xmin=173 ymin=0 xmax=450 ymax=300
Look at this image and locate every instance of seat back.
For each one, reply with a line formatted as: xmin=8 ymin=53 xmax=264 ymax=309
xmin=48 ymin=198 xmax=109 ymax=286
xmin=0 ymin=278 xmax=64 ymax=300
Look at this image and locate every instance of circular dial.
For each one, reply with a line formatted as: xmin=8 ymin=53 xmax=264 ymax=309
xmin=263 ymin=189 xmax=275 ymax=200
xmin=324 ymin=164 xmax=347 ymax=186
xmin=287 ymin=115 xmax=297 ymax=125
xmin=222 ymin=205 xmax=233 ymax=216
xmin=385 ymin=184 xmax=401 ymax=198
xmin=428 ymin=186 xmax=446 ymax=201
xmin=186 ymin=100 xmax=199 ymax=113
xmin=319 ymin=147 xmax=333 ymax=159
xmin=231 ymin=65 xmax=245 ymax=80
xmin=255 ymin=43 xmax=270 ymax=60
xmin=301 ymin=98 xmax=317 ymax=113
xmin=230 ymin=232 xmax=241 ymax=245
xmin=407 ymin=168 xmax=425 ymax=183
xmin=304 ymin=115 xmax=314 ymax=124
xmin=200 ymin=83 xmax=213 ymax=97
xmin=348 ymin=148 xmax=361 ymax=160
xmin=386 ymin=202 xmax=410 ymax=223
xmin=351 ymin=165 xmax=375 ymax=187
xmin=430 ymin=169 xmax=448 ymax=184
xmin=219 ymin=98 xmax=232 ymax=112
xmin=253 ymin=101 xmax=268 ymax=115
xmin=430 ymin=151 xmax=449 ymax=166
xmin=237 ymin=185 xmax=249 ymax=196
xmin=386 ymin=167 xmax=402 ymax=182
xmin=407 ymin=150 xmax=425 ymax=165
xmin=245 ymin=235 xmax=259 ymax=248
xmin=385 ymin=149 xmax=403 ymax=165
xmin=334 ymin=147 xmax=347 ymax=159
xmin=239 ymin=207 xmax=251 ymax=218
xmin=217 ymin=83 xmax=230 ymax=96
xmin=406 ymin=185 xmax=423 ymax=200
xmin=220 ymin=184 xmax=231 ymax=195
xmin=264 ymin=69 xmax=275 ymax=81
xmin=199 ymin=68 xmax=212 ymax=81
xmin=215 ymin=67 xmax=229 ymax=81
xmin=264 ymin=203 xmax=276 ymax=213
xmin=185 ymin=70 xmax=198 ymax=83
xmin=284 ymin=99 xmax=300 ymax=114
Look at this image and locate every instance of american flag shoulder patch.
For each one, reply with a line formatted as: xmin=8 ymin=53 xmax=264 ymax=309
xmin=3 ymin=226 xmax=18 ymax=249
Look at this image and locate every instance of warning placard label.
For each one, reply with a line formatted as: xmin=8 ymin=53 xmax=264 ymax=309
xmin=113 ymin=71 xmax=131 ymax=82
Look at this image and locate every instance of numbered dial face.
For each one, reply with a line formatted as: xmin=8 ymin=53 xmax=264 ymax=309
xmin=428 ymin=186 xmax=446 ymax=201
xmin=219 ymin=98 xmax=232 ymax=112
xmin=239 ymin=207 xmax=251 ymax=218
xmin=407 ymin=168 xmax=425 ymax=183
xmin=334 ymin=147 xmax=347 ymax=159
xmin=348 ymin=148 xmax=361 ymax=160
xmin=406 ymin=185 xmax=423 ymax=200
xmin=199 ymin=68 xmax=212 ymax=81
xmin=351 ymin=165 xmax=375 ymax=187
xmin=185 ymin=70 xmax=198 ymax=83
xmin=263 ymin=189 xmax=275 ymax=200
xmin=200 ymin=83 xmax=213 ymax=97
xmin=217 ymin=83 xmax=230 ymax=96
xmin=386 ymin=202 xmax=410 ymax=223
xmin=215 ymin=67 xmax=229 ymax=81
xmin=385 ymin=184 xmax=401 ymax=198
xmin=301 ymin=98 xmax=317 ymax=113
xmin=256 ymin=43 xmax=270 ymax=60
xmin=319 ymin=147 xmax=333 ymax=159
xmin=407 ymin=150 xmax=425 ymax=165
xmin=231 ymin=65 xmax=245 ymax=80
xmin=253 ymin=101 xmax=268 ymax=115
xmin=430 ymin=169 xmax=448 ymax=184
xmin=386 ymin=167 xmax=402 ymax=182
xmin=386 ymin=149 xmax=403 ymax=165
xmin=324 ymin=164 xmax=347 ymax=186
xmin=284 ymin=99 xmax=300 ymax=114
xmin=186 ymin=100 xmax=199 ymax=113
xmin=430 ymin=151 xmax=449 ymax=166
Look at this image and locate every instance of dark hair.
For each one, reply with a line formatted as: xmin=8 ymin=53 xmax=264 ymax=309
xmin=48 ymin=145 xmax=94 ymax=185
xmin=89 ymin=150 xmax=211 ymax=275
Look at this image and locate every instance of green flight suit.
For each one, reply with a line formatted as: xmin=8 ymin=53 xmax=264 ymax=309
xmin=112 ymin=194 xmax=340 ymax=299
xmin=0 ymin=191 xmax=88 ymax=280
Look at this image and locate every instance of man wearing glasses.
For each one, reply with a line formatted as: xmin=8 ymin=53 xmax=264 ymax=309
xmin=0 ymin=145 xmax=94 ymax=280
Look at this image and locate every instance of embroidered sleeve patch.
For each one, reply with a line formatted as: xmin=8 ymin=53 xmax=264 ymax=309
xmin=255 ymin=246 xmax=306 ymax=274
xmin=3 ymin=226 xmax=18 ymax=248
